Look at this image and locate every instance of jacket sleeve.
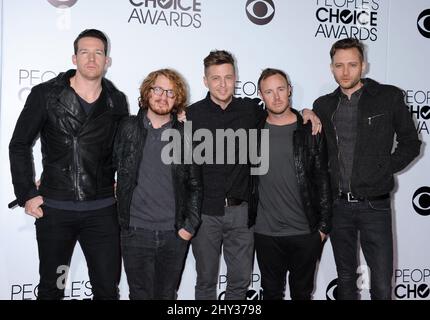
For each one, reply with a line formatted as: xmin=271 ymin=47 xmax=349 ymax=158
xmin=112 ymin=92 xmax=130 ymax=173
xmin=390 ymin=89 xmax=421 ymax=173
xmin=182 ymin=162 xmax=203 ymax=236
xmin=112 ymin=119 xmax=126 ymax=173
xmin=9 ymin=87 xmax=47 ymax=206
xmin=118 ymin=92 xmax=130 ymax=119
xmin=313 ymin=131 xmax=333 ymax=234
xmin=252 ymin=97 xmax=267 ymax=127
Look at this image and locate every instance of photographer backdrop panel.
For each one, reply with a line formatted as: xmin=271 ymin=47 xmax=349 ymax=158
xmin=0 ymin=0 xmax=429 ymax=300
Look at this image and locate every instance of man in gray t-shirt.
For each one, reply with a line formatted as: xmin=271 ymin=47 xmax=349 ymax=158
xmin=252 ymin=68 xmax=332 ymax=300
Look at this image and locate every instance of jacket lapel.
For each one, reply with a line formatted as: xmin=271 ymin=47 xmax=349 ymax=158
xmin=57 ymin=87 xmax=87 ymax=127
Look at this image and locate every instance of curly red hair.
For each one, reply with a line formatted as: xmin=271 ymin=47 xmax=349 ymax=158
xmin=138 ymin=68 xmax=188 ymax=114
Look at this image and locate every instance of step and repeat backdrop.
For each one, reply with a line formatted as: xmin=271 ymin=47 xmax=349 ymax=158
xmin=0 ymin=0 xmax=429 ymax=300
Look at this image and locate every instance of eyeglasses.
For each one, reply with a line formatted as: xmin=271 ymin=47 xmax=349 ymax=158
xmin=150 ymin=86 xmax=175 ymax=98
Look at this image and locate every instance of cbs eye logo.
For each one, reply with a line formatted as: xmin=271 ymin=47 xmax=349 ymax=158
xmin=246 ymin=0 xmax=275 ymax=26
xmin=417 ymin=9 xmax=430 ymax=38
xmin=47 ymin=0 xmax=78 ymax=8
xmin=412 ymin=187 xmax=430 ymax=216
xmin=326 ymin=279 xmax=338 ymax=300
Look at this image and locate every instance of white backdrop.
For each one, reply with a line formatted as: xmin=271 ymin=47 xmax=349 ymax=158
xmin=0 ymin=0 xmax=429 ymax=300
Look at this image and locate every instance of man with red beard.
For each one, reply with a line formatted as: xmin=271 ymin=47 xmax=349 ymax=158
xmin=113 ymin=69 xmax=202 ymax=299
xmin=9 ymin=29 xmax=129 ymax=299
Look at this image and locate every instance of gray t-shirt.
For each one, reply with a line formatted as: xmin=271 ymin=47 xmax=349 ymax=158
xmin=129 ymin=114 xmax=176 ymax=230
xmin=255 ymin=122 xmax=310 ymax=236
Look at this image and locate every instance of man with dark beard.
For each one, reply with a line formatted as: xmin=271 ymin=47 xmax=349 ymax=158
xmin=113 ymin=69 xmax=202 ymax=299
xmin=313 ymin=38 xmax=421 ymax=299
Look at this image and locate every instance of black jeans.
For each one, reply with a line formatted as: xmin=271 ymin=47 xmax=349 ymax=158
xmin=121 ymin=228 xmax=189 ymax=300
xmin=35 ymin=204 xmax=121 ymax=300
xmin=255 ymin=232 xmax=322 ymax=300
xmin=330 ymin=198 xmax=393 ymax=300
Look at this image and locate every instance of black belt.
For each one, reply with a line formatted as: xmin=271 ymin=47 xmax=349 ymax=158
xmin=224 ymin=198 xmax=244 ymax=207
xmin=339 ymin=192 xmax=390 ymax=203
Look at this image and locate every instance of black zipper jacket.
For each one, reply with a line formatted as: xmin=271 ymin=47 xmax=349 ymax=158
xmin=313 ymin=78 xmax=421 ymax=197
xmin=9 ymin=69 xmax=129 ymax=206
xmin=113 ymin=109 xmax=202 ymax=234
xmin=249 ymin=109 xmax=332 ymax=234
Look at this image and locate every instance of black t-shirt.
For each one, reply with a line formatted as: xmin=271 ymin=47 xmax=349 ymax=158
xmin=186 ymin=93 xmax=265 ymax=216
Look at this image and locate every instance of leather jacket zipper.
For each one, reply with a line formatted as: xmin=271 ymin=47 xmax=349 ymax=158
xmin=73 ymin=137 xmax=80 ymax=200
xmin=368 ymin=114 xmax=384 ymax=125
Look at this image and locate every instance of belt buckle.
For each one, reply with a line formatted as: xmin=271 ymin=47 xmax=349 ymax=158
xmin=347 ymin=192 xmax=359 ymax=203
xmin=224 ymin=198 xmax=228 ymax=207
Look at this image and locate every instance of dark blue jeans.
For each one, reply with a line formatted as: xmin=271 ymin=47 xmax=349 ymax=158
xmin=121 ymin=228 xmax=189 ymax=300
xmin=35 ymin=205 xmax=121 ymax=300
xmin=330 ymin=198 xmax=393 ymax=300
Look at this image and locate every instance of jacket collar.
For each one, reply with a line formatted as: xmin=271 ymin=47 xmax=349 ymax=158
xmin=204 ymin=91 xmax=237 ymax=110
xmin=55 ymin=69 xmax=114 ymax=129
xmin=329 ymin=78 xmax=380 ymax=98
xmin=55 ymin=69 xmax=118 ymax=93
xmin=291 ymin=108 xmax=305 ymax=130
xmin=137 ymin=107 xmax=179 ymax=128
xmin=259 ymin=107 xmax=305 ymax=131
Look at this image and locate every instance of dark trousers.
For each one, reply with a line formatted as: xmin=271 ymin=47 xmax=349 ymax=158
xmin=255 ymin=232 xmax=321 ymax=300
xmin=121 ymin=228 xmax=189 ymax=300
xmin=35 ymin=204 xmax=121 ymax=300
xmin=330 ymin=198 xmax=393 ymax=300
xmin=192 ymin=202 xmax=254 ymax=300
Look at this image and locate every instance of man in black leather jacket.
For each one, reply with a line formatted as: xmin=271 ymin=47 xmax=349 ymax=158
xmin=113 ymin=69 xmax=202 ymax=300
xmin=313 ymin=38 xmax=421 ymax=300
xmin=250 ymin=68 xmax=331 ymax=300
xmin=9 ymin=29 xmax=129 ymax=299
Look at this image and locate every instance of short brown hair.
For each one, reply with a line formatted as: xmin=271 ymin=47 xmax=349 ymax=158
xmin=203 ymin=50 xmax=236 ymax=75
xmin=74 ymin=29 xmax=108 ymax=55
xmin=258 ymin=68 xmax=290 ymax=91
xmin=138 ymin=69 xmax=188 ymax=114
xmin=330 ymin=37 xmax=364 ymax=62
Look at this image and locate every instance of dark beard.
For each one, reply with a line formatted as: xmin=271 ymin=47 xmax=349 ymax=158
xmin=340 ymin=78 xmax=361 ymax=90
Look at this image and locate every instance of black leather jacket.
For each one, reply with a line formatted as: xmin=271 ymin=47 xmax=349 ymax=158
xmin=113 ymin=109 xmax=203 ymax=234
xmin=249 ymin=109 xmax=332 ymax=234
xmin=9 ymin=69 xmax=129 ymax=206
xmin=313 ymin=78 xmax=421 ymax=197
